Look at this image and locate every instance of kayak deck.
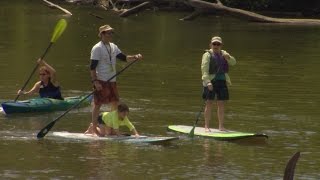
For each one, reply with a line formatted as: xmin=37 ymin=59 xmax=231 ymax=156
xmin=168 ymin=125 xmax=268 ymax=141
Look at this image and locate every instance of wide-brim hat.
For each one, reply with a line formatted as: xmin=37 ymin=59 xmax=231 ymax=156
xmin=98 ymin=24 xmax=114 ymax=37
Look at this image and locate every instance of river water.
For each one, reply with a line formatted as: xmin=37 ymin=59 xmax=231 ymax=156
xmin=0 ymin=0 xmax=319 ymax=179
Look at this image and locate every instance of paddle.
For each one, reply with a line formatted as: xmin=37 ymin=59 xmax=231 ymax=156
xmin=14 ymin=19 xmax=67 ymax=102
xmin=283 ymin=151 xmax=301 ymax=180
xmin=37 ymin=59 xmax=139 ymax=139
xmin=188 ymin=96 xmax=208 ymax=138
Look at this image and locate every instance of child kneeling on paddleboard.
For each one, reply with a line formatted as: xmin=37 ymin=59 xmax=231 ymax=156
xmin=85 ymin=103 xmax=139 ymax=137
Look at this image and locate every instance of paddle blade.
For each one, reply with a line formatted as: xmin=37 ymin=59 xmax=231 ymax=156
xmin=188 ymin=126 xmax=196 ymax=138
xmin=50 ymin=19 xmax=67 ymax=43
xmin=37 ymin=121 xmax=56 ymax=139
xmin=283 ymin=151 xmax=301 ymax=180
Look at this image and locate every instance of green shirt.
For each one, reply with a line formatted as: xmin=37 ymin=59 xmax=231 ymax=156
xmin=101 ymin=111 xmax=135 ymax=131
xmin=201 ymin=49 xmax=236 ymax=86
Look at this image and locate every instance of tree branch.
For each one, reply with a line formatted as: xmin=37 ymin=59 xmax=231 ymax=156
xmin=43 ymin=0 xmax=72 ymax=16
xmin=119 ymin=1 xmax=151 ymax=17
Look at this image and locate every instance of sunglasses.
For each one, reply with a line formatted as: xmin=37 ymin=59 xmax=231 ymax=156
xmin=102 ymin=31 xmax=114 ymax=35
xmin=212 ymin=43 xmax=221 ymax=46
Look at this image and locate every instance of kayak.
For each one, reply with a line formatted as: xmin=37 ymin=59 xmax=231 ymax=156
xmin=168 ymin=125 xmax=268 ymax=141
xmin=1 ymin=95 xmax=92 ymax=114
xmin=50 ymin=131 xmax=179 ymax=144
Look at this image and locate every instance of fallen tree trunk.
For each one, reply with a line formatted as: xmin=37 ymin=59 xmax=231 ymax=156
xmin=186 ymin=0 xmax=320 ymax=25
xmin=64 ymin=0 xmax=320 ymax=25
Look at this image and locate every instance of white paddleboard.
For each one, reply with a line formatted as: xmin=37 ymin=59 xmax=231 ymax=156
xmin=51 ymin=131 xmax=178 ymax=144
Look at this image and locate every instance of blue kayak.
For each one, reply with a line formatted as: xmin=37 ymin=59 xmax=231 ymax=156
xmin=1 ymin=95 xmax=92 ymax=114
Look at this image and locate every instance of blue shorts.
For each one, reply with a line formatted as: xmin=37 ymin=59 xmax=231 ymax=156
xmin=202 ymin=80 xmax=229 ymax=100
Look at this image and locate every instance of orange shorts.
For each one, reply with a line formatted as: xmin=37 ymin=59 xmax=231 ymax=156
xmin=93 ymin=81 xmax=119 ymax=106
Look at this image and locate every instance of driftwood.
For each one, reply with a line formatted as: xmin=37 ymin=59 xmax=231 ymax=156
xmin=179 ymin=10 xmax=201 ymax=21
xmin=43 ymin=0 xmax=72 ymax=16
xmin=185 ymin=0 xmax=320 ymax=25
xmin=89 ymin=12 xmax=104 ymax=19
xmin=119 ymin=1 xmax=151 ymax=17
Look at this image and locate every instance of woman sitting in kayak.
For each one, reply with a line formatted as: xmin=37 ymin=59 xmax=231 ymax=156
xmin=85 ymin=103 xmax=139 ymax=137
xmin=17 ymin=58 xmax=63 ymax=100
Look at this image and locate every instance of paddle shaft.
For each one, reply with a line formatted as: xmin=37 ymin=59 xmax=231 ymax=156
xmin=283 ymin=151 xmax=300 ymax=180
xmin=188 ymin=99 xmax=207 ymax=137
xmin=37 ymin=59 xmax=139 ymax=139
xmin=188 ymin=90 xmax=211 ymax=137
xmin=14 ymin=42 xmax=54 ymax=102
xmin=189 ymin=65 xmax=222 ymax=137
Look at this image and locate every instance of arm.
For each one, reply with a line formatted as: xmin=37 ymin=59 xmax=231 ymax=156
xmin=90 ymin=59 xmax=102 ymax=91
xmin=201 ymin=52 xmax=212 ymax=86
xmin=18 ymin=81 xmax=41 ymax=96
xmin=124 ymin=118 xmax=139 ymax=136
xmin=222 ymin=50 xmax=236 ymax=66
xmin=37 ymin=59 xmax=58 ymax=85
xmin=131 ymin=128 xmax=139 ymax=137
xmin=116 ymin=53 xmax=143 ymax=62
xmin=127 ymin=54 xmax=143 ymax=62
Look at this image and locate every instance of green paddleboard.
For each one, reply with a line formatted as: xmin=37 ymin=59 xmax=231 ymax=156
xmin=168 ymin=125 xmax=268 ymax=141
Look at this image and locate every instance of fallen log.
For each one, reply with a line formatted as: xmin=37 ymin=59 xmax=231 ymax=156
xmin=185 ymin=0 xmax=320 ymax=25
xmin=119 ymin=1 xmax=151 ymax=17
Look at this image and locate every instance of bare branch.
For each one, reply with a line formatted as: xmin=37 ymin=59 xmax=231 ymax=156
xmin=119 ymin=1 xmax=151 ymax=17
xmin=43 ymin=0 xmax=72 ymax=16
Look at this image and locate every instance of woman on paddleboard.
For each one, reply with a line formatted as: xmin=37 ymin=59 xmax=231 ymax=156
xmin=85 ymin=103 xmax=139 ymax=137
xmin=17 ymin=58 xmax=63 ymax=100
xmin=201 ymin=36 xmax=236 ymax=131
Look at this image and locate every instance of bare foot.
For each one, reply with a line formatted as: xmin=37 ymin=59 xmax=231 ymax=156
xmin=219 ymin=128 xmax=228 ymax=131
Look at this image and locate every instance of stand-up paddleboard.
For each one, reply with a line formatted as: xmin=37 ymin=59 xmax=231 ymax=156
xmin=50 ymin=132 xmax=178 ymax=144
xmin=168 ymin=125 xmax=268 ymax=141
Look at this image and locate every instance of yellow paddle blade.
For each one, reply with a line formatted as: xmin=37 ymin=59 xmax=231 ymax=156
xmin=50 ymin=19 xmax=67 ymax=43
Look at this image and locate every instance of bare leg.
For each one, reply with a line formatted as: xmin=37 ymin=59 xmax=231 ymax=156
xmin=105 ymin=126 xmax=115 ymax=136
xmin=217 ymin=100 xmax=226 ymax=131
xmin=204 ymin=100 xmax=213 ymax=132
xmin=110 ymin=101 xmax=119 ymax=111
xmin=84 ymin=103 xmax=101 ymax=136
xmin=84 ymin=123 xmax=93 ymax=134
xmin=96 ymin=124 xmax=106 ymax=137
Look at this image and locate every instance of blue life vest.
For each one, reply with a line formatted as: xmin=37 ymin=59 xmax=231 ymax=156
xmin=39 ymin=80 xmax=63 ymax=100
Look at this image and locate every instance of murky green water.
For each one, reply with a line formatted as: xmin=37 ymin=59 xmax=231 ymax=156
xmin=0 ymin=0 xmax=320 ymax=179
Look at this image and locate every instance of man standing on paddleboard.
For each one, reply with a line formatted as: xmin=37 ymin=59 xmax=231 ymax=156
xmin=85 ymin=24 xmax=143 ymax=136
xmin=201 ymin=36 xmax=236 ymax=132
